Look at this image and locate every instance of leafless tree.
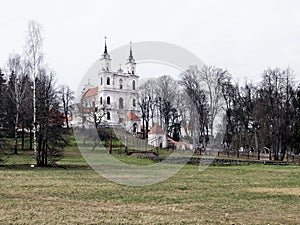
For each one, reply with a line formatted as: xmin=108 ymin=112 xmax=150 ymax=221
xmin=196 ymin=65 xmax=230 ymax=147
xmin=35 ymin=67 xmax=67 ymax=165
xmin=259 ymin=68 xmax=295 ymax=160
xmin=155 ymin=75 xmax=177 ymax=148
xmin=24 ymin=21 xmax=44 ymax=162
xmin=59 ymin=85 xmax=74 ymax=129
xmin=6 ymin=54 xmax=29 ymax=154
xmin=85 ymin=103 xmax=108 ymax=129
xmin=138 ymin=79 xmax=157 ymax=139
xmin=180 ymin=68 xmax=209 ymax=151
xmin=175 ymin=90 xmax=191 ymax=139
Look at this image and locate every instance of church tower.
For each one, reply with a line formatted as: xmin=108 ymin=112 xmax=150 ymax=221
xmin=100 ymin=37 xmax=111 ymax=72
xmin=126 ymin=41 xmax=136 ymax=74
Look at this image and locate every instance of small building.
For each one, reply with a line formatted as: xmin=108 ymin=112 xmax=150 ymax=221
xmin=148 ymin=123 xmax=165 ymax=147
xmin=124 ymin=111 xmax=141 ymax=133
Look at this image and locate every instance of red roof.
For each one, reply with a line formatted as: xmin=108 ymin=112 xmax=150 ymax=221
xmin=82 ymin=86 xmax=98 ymax=99
xmin=126 ymin=111 xmax=140 ymax=121
xmin=148 ymin=123 xmax=165 ymax=135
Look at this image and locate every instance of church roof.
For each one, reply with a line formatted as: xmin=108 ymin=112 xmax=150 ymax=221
xmin=126 ymin=111 xmax=140 ymax=121
xmin=148 ymin=123 xmax=165 ymax=135
xmin=82 ymin=86 xmax=98 ymax=99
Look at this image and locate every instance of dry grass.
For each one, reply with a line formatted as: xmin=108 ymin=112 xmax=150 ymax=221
xmin=248 ymin=187 xmax=300 ymax=196
xmin=0 ymin=147 xmax=299 ymax=224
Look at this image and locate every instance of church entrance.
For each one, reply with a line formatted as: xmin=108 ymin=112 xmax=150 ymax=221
xmin=133 ymin=123 xmax=137 ymax=133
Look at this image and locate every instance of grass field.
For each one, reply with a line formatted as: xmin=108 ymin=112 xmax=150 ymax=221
xmin=0 ymin=142 xmax=299 ymax=224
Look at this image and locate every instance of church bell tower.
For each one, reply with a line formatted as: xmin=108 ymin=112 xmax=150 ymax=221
xmin=126 ymin=41 xmax=136 ymax=74
xmin=100 ymin=36 xmax=111 ymax=71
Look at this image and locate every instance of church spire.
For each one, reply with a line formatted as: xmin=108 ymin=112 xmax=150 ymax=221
xmin=129 ymin=41 xmax=133 ymax=59
xmin=100 ymin=36 xmax=111 ymax=71
xmin=127 ymin=41 xmax=135 ymax=63
xmin=126 ymin=41 xmax=136 ymax=74
xmin=104 ymin=36 xmax=108 ymax=54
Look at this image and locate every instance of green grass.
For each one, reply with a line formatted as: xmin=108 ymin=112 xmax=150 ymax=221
xmin=0 ymin=139 xmax=299 ymax=224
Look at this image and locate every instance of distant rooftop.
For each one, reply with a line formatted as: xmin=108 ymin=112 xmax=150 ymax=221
xmin=148 ymin=123 xmax=164 ymax=135
xmin=126 ymin=111 xmax=140 ymax=121
xmin=82 ymin=86 xmax=98 ymax=99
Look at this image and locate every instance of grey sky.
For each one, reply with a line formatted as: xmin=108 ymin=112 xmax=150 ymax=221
xmin=1 ymin=0 xmax=300 ymax=90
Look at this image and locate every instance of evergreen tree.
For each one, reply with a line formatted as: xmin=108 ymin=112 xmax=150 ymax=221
xmin=0 ymin=68 xmax=6 ymax=130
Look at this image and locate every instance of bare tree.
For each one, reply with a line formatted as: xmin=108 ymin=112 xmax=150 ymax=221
xmin=88 ymin=104 xmax=108 ymax=129
xmin=197 ymin=65 xmax=230 ymax=147
xmin=138 ymin=79 xmax=156 ymax=139
xmin=59 ymin=84 xmax=74 ymax=129
xmin=6 ymin=54 xmax=29 ymax=154
xmin=155 ymin=75 xmax=177 ymax=148
xmin=24 ymin=21 xmax=44 ymax=162
xmin=259 ymin=68 xmax=295 ymax=160
xmin=35 ymin=67 xmax=67 ymax=166
xmin=180 ymin=69 xmax=209 ymax=151
xmin=175 ymin=90 xmax=191 ymax=139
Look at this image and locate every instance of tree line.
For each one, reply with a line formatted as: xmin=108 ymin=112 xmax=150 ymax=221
xmin=138 ymin=66 xmax=300 ymax=160
xmin=0 ymin=21 xmax=74 ymax=166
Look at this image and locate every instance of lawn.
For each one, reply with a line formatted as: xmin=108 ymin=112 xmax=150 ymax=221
xmin=0 ymin=143 xmax=299 ymax=224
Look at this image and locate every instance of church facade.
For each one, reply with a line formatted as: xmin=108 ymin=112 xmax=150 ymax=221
xmin=81 ymin=39 xmax=140 ymax=131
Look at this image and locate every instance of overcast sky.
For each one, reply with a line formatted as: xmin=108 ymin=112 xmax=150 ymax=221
xmin=1 ymin=0 xmax=300 ymax=91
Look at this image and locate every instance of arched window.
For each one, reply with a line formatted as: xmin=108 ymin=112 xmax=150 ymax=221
xmin=119 ymin=97 xmax=124 ymax=109
xmin=100 ymin=97 xmax=102 ymax=105
xmin=100 ymin=77 xmax=103 ymax=85
xmin=132 ymin=80 xmax=135 ymax=90
xmin=107 ymin=112 xmax=110 ymax=120
xmin=119 ymin=79 xmax=123 ymax=89
xmin=107 ymin=77 xmax=110 ymax=85
xmin=133 ymin=99 xmax=136 ymax=107
xmin=107 ymin=96 xmax=110 ymax=105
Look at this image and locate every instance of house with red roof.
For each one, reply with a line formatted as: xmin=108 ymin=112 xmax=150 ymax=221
xmin=148 ymin=123 xmax=165 ymax=147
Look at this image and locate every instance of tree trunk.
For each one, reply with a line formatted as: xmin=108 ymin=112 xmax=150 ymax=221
xmin=65 ymin=110 xmax=69 ymax=129
xmin=145 ymin=120 xmax=149 ymax=139
xmin=254 ymin=128 xmax=258 ymax=151
xmin=210 ymin=123 xmax=214 ymax=149
xmin=21 ymin=124 xmax=25 ymax=150
xmin=13 ymin=128 xmax=18 ymax=154
xmin=29 ymin=126 xmax=33 ymax=150
xmin=142 ymin=116 xmax=145 ymax=139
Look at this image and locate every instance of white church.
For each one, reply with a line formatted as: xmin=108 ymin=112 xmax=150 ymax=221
xmin=81 ymin=38 xmax=141 ymax=132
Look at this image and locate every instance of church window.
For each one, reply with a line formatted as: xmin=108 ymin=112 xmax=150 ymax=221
xmin=100 ymin=77 xmax=103 ymax=85
xmin=107 ymin=112 xmax=111 ymax=120
xmin=100 ymin=97 xmax=102 ymax=105
xmin=119 ymin=79 xmax=123 ymax=89
xmin=132 ymin=80 xmax=136 ymax=90
xmin=119 ymin=97 xmax=124 ymax=109
xmin=107 ymin=96 xmax=110 ymax=105
xmin=133 ymin=99 xmax=136 ymax=107
xmin=107 ymin=77 xmax=110 ymax=85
